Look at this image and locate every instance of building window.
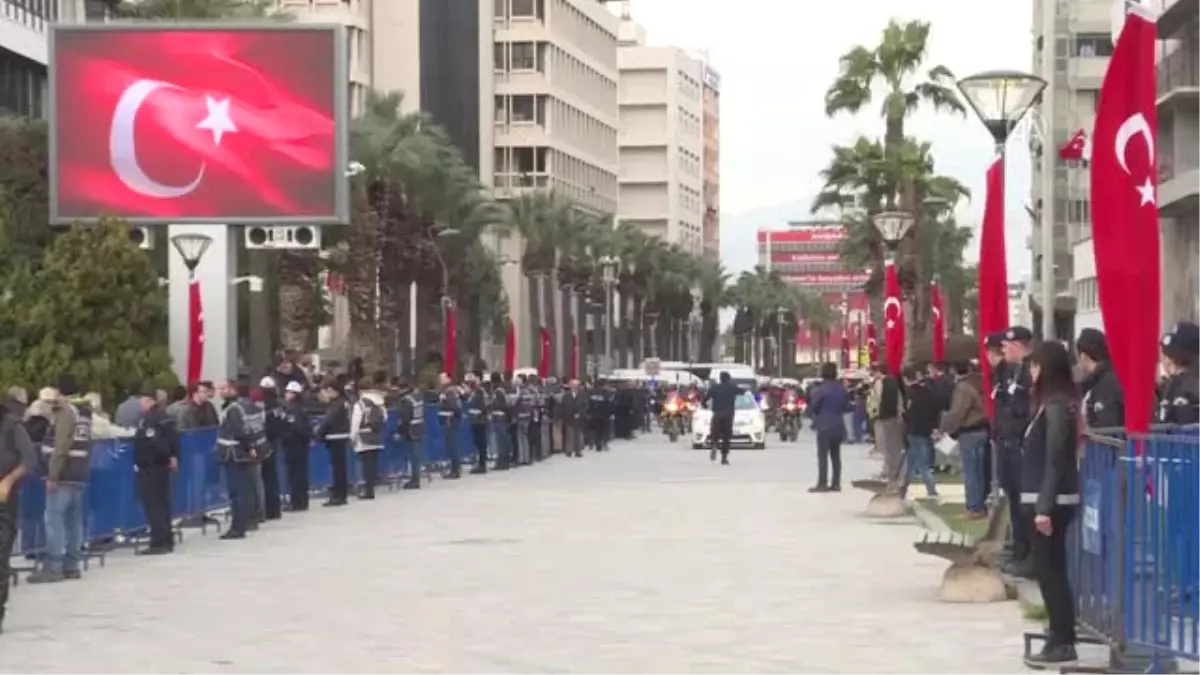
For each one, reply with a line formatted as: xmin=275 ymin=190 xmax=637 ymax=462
xmin=0 ymin=48 xmax=47 ymax=119
xmin=494 ymin=0 xmax=506 ymax=19
xmin=494 ymin=95 xmax=507 ymax=123
xmin=511 ymin=42 xmax=536 ymax=71
xmin=1074 ymin=33 xmax=1114 ymax=58
xmin=511 ymin=0 xmax=536 ymax=18
xmin=511 ymin=95 xmax=535 ymax=123
xmin=493 ymin=43 xmax=507 ymax=71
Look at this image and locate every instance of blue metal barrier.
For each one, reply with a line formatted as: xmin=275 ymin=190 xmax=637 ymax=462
xmin=13 ymin=408 xmax=490 ymax=559
xmin=1071 ymin=426 xmax=1199 ymax=671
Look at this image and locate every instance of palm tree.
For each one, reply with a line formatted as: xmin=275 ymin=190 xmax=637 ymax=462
xmin=695 ymin=259 xmax=730 ymax=363
xmin=727 ymin=266 xmax=797 ymax=371
xmin=824 ymin=19 xmax=964 ymax=154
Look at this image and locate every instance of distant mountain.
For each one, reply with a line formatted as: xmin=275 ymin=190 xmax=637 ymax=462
xmin=718 ymin=197 xmax=816 ymax=276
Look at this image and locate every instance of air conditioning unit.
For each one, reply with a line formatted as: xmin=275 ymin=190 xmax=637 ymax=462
xmin=244 ymin=225 xmax=321 ymax=250
xmin=129 ymin=226 xmax=154 ymax=250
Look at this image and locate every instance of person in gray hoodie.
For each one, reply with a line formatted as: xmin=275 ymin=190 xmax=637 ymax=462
xmin=350 ymin=377 xmax=387 ymax=500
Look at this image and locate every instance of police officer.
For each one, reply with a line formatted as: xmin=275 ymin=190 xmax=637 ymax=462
xmin=1076 ymin=328 xmax=1124 ymax=430
xmin=278 ymin=380 xmax=312 ymax=511
xmin=528 ymin=376 xmax=547 ymax=462
xmin=259 ymin=377 xmax=284 ymax=521
xmin=315 ymin=379 xmax=352 ymax=507
xmin=995 ymin=325 xmax=1035 ymax=577
xmin=586 ymin=379 xmax=609 ymax=451
xmin=488 ymin=372 xmax=513 ymax=470
xmin=395 ymin=378 xmax=425 ymax=489
xmin=561 ymin=379 xmax=586 ymax=458
xmin=514 ymin=376 xmax=534 ymax=465
xmin=132 ymin=387 xmax=179 ymax=555
xmin=1158 ymin=321 xmax=1200 ymax=425
xmin=216 ymin=382 xmax=267 ymax=540
xmin=437 ymin=373 xmax=463 ymax=479
xmin=543 ymin=376 xmax=559 ymax=455
xmin=464 ymin=373 xmax=490 ymax=474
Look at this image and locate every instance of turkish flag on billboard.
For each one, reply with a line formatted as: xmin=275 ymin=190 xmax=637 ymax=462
xmin=883 ymin=262 xmax=904 ymax=375
xmin=187 ymin=278 xmax=203 ymax=385
xmin=977 ymin=157 xmax=1009 ymax=419
xmin=50 ymin=26 xmax=346 ymax=224
xmin=866 ymin=323 xmax=878 ymax=364
xmin=503 ymin=318 xmax=516 ymax=374
xmin=930 ymin=281 xmax=946 ymax=362
xmin=1091 ymin=6 xmax=1160 ymax=435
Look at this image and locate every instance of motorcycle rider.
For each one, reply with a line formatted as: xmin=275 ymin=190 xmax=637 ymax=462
xmin=464 ymin=372 xmax=490 ymax=474
xmin=395 ymin=378 xmax=425 ymax=489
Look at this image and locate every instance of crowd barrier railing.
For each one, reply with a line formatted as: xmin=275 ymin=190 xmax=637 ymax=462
xmin=14 ymin=407 xmax=495 ymax=561
xmin=1070 ymin=424 xmax=1198 ymax=671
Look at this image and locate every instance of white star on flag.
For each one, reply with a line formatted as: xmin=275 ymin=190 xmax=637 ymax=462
xmin=1136 ymin=177 xmax=1155 ymax=206
xmin=196 ymin=96 xmax=237 ymax=146
xmin=886 ymin=319 xmax=895 ymax=330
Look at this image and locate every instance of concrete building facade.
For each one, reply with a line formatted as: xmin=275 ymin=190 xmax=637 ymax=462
xmin=616 ymin=19 xmax=705 ymax=256
xmin=700 ymin=61 xmax=721 ymax=262
xmin=0 ymin=0 xmax=87 ymax=118
xmin=1030 ymin=0 xmax=1114 ymax=340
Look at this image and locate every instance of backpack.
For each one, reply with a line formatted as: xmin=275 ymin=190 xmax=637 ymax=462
xmin=360 ymin=398 xmax=385 ymax=434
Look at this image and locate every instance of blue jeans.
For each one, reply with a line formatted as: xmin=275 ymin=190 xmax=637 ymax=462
xmin=851 ymin=406 xmax=866 ymax=443
xmin=44 ymin=483 xmax=86 ymax=573
xmin=902 ymin=434 xmax=939 ymax=498
xmin=957 ymin=430 xmax=990 ymax=512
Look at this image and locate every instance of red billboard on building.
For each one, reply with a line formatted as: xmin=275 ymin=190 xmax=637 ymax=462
xmin=756 ymin=226 xmax=845 ymax=243
xmin=769 ymin=251 xmax=841 ymax=264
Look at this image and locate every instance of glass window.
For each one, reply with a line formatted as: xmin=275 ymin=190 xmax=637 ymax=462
xmin=511 ymin=42 xmax=536 ymax=70
xmin=511 ymin=95 xmax=535 ymax=122
xmin=494 ymin=95 xmax=506 ymax=123
xmin=1074 ymin=33 xmax=1114 ymax=58
xmin=494 ymin=0 xmax=506 ymax=19
xmin=493 ymin=43 xmax=506 ymax=71
xmin=511 ymin=0 xmax=534 ymax=17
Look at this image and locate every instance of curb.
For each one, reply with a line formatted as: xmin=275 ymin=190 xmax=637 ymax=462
xmin=909 ymin=499 xmax=956 ymax=537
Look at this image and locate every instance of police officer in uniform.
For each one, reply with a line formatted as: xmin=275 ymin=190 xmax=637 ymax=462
xmin=561 ymin=379 xmax=586 ymax=458
xmin=259 ymin=377 xmax=284 ymax=521
xmin=1157 ymin=321 xmax=1200 ymax=425
xmin=315 ymin=379 xmax=352 ymax=507
xmin=528 ymin=376 xmax=546 ymax=462
xmin=514 ymin=377 xmax=534 ymax=465
xmin=544 ymin=377 xmax=559 ymax=455
xmin=132 ymin=387 xmax=179 ymax=554
xmin=995 ymin=326 xmax=1035 ymax=577
xmin=586 ymin=379 xmax=609 ymax=451
xmin=464 ymin=373 xmax=490 ymax=474
xmin=278 ymin=380 xmax=312 ymax=511
xmin=1076 ymin=328 xmax=1124 ymax=430
xmin=396 ymin=378 xmax=425 ymax=489
xmin=216 ymin=382 xmax=267 ymax=540
xmin=437 ymin=373 xmax=463 ymax=479
xmin=488 ymin=372 xmax=513 ymax=470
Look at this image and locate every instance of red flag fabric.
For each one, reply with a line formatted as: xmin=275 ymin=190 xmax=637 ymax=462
xmin=883 ymin=261 xmax=905 ymax=375
xmin=51 ymin=28 xmax=340 ymax=221
xmin=930 ymin=281 xmax=946 ymax=362
xmin=1090 ymin=5 xmax=1160 ymax=435
xmin=503 ymin=318 xmax=516 ymax=373
xmin=443 ymin=299 xmax=457 ymax=377
xmin=866 ymin=323 xmax=878 ymax=364
xmin=569 ymin=332 xmax=579 ymax=381
xmin=1058 ymin=128 xmax=1090 ymax=161
xmin=187 ymin=278 xmax=203 ymax=384
xmin=977 ymin=157 xmax=1010 ymax=419
xmin=840 ymin=329 xmax=851 ymax=369
xmin=538 ymin=327 xmax=552 ymax=379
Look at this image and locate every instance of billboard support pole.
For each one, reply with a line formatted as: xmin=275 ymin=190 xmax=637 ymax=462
xmin=169 ymin=224 xmax=239 ymax=384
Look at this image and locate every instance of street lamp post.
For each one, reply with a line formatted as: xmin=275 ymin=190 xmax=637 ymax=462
xmin=599 ymin=255 xmax=619 ymax=375
xmin=170 ymin=234 xmax=213 ymax=385
xmin=956 ymin=70 xmax=1049 ymax=338
xmin=776 ymin=306 xmax=787 ymax=377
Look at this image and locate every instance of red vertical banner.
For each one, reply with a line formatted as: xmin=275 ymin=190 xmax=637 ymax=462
xmin=883 ymin=261 xmax=905 ymax=375
xmin=866 ymin=323 xmax=878 ymax=364
xmin=538 ymin=327 xmax=552 ymax=379
xmin=930 ymin=281 xmax=946 ymax=362
xmin=187 ymin=278 xmax=203 ymax=384
xmin=503 ymin=318 xmax=516 ymax=373
xmin=443 ymin=299 xmax=457 ymax=377
xmin=977 ymin=157 xmax=1009 ymax=418
xmin=1090 ymin=5 xmax=1160 ymax=435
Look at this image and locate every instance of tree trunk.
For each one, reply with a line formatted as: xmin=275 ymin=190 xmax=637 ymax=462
xmin=526 ymin=274 xmax=542 ymax=370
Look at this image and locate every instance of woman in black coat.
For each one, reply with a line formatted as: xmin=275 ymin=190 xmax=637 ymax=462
xmin=1022 ymin=341 xmax=1082 ymax=667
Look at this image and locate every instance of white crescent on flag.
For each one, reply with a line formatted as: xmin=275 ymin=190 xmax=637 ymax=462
xmin=110 ymin=79 xmax=206 ymax=199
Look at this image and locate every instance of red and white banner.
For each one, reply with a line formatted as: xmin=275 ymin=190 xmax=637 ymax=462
xmin=768 ymin=252 xmax=841 ymax=264
xmin=783 ymin=272 xmax=870 ymax=286
xmin=757 ymin=226 xmax=845 ymax=243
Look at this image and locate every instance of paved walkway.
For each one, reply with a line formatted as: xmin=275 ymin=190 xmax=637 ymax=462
xmin=2 ymin=432 xmax=1034 ymax=673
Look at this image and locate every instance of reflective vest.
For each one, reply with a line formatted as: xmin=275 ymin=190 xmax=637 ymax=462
xmin=41 ymin=402 xmax=92 ymax=484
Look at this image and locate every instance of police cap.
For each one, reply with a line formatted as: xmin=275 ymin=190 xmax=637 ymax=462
xmin=1076 ymin=328 xmax=1110 ymax=362
xmin=1004 ymin=325 xmax=1034 ymax=342
xmin=1161 ymin=321 xmax=1200 ymax=361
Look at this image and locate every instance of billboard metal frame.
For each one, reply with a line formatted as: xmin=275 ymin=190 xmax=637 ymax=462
xmin=47 ymin=22 xmax=350 ymax=227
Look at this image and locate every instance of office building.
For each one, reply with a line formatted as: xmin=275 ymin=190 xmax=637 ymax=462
xmin=1155 ymin=0 xmax=1199 ymax=326
xmin=1030 ymin=0 xmax=1115 ymax=340
xmin=616 ymin=18 xmax=705 ymax=256
xmin=700 ymin=60 xmax=720 ymax=262
xmin=1 ymin=0 xmax=87 ymax=118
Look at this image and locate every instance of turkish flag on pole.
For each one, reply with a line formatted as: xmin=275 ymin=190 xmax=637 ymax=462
xmin=866 ymin=323 xmax=878 ymax=364
xmin=883 ymin=261 xmax=905 ymax=375
xmin=538 ymin=327 xmax=552 ymax=379
xmin=1059 ymin=128 xmax=1091 ymax=162
xmin=1091 ymin=5 xmax=1161 ymax=435
xmin=977 ymin=157 xmax=1010 ymax=419
xmin=569 ymin=332 xmax=579 ymax=381
xmin=51 ymin=28 xmax=341 ymax=221
xmin=443 ymin=299 xmax=458 ymax=377
xmin=187 ymin=278 xmax=203 ymax=385
xmin=840 ymin=328 xmax=851 ymax=369
xmin=930 ymin=281 xmax=946 ymax=362
xmin=503 ymin=318 xmax=516 ymax=374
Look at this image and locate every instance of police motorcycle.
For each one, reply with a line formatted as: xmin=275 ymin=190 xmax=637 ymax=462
xmin=660 ymin=389 xmax=688 ymax=443
xmin=777 ymin=389 xmax=803 ymax=442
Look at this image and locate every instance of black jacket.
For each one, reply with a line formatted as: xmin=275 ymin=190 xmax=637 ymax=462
xmin=133 ymin=405 xmax=179 ymax=468
xmin=1081 ymin=362 xmax=1124 ymax=430
xmin=877 ymin=376 xmax=903 ymax=420
xmin=704 ymin=382 xmax=741 ymax=418
xmin=994 ymin=359 xmax=1033 ymax=443
xmin=1157 ymin=364 xmax=1199 ymax=426
xmin=1020 ymin=396 xmax=1080 ymax=514
xmin=903 ymin=380 xmax=941 ymax=438
xmin=315 ymin=396 xmax=351 ymax=443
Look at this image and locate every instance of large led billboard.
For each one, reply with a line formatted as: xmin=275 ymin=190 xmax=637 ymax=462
xmin=49 ymin=24 xmax=349 ymax=225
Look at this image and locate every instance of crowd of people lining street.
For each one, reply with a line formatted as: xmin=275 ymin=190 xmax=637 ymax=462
xmin=0 ymin=352 xmax=666 ymax=634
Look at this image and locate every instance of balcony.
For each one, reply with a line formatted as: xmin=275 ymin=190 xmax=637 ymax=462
xmin=1158 ymin=0 xmax=1199 ymax=38
xmin=1157 ymin=40 xmax=1200 ymax=108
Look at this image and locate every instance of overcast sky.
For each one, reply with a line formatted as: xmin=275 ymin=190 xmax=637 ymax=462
xmin=626 ymin=0 xmax=1037 ymax=280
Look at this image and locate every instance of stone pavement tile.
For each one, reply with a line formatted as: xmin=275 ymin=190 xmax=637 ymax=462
xmin=1 ymin=435 xmax=1037 ymax=673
